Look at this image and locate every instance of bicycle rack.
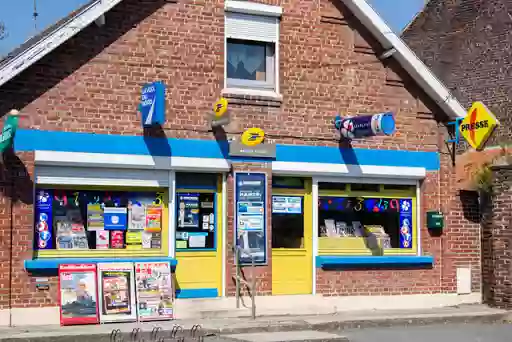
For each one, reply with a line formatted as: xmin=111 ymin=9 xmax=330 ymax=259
xmin=110 ymin=329 xmax=124 ymax=342
xmin=131 ymin=328 xmax=143 ymax=342
xmin=151 ymin=327 xmax=163 ymax=341
xmin=190 ymin=324 xmax=204 ymax=342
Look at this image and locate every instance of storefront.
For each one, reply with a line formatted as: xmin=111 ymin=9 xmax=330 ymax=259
xmin=0 ymin=0 xmax=482 ymax=327
xmin=12 ymin=123 xmax=443 ymax=324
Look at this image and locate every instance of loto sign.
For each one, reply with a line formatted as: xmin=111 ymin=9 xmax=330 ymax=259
xmin=447 ymin=101 xmax=499 ymax=150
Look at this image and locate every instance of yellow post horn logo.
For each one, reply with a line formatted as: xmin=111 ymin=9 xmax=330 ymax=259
xmin=241 ymin=128 xmax=265 ymax=147
xmin=213 ymin=98 xmax=228 ymax=118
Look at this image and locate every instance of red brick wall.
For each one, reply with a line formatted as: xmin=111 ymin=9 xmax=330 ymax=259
xmin=402 ymin=0 xmax=512 ymax=146
xmin=0 ymin=0 xmax=481 ymax=310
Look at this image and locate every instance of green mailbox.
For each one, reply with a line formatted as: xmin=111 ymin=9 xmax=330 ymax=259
xmin=427 ymin=211 xmax=444 ymax=230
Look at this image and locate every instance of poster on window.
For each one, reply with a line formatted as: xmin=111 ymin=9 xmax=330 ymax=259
xmin=235 ymin=173 xmax=267 ymax=265
xmin=145 ymin=205 xmax=162 ymax=232
xmin=104 ymin=207 xmax=128 ymax=230
xmin=128 ymin=203 xmax=146 ymax=230
xmin=178 ymin=194 xmax=200 ymax=228
xmin=399 ymin=199 xmax=413 ymax=248
xmin=135 ymin=262 xmax=174 ymax=321
xmin=97 ymin=262 xmax=137 ymax=323
xmin=35 ymin=189 xmax=53 ymax=250
xmin=58 ymin=264 xmax=99 ymax=326
xmin=272 ymin=196 xmax=302 ymax=214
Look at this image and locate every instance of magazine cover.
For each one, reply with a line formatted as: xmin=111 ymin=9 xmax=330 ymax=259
xmin=135 ymin=262 xmax=174 ymax=321
xmin=145 ymin=205 xmax=162 ymax=233
xmin=97 ymin=262 xmax=137 ymax=323
xmin=58 ymin=264 xmax=99 ymax=326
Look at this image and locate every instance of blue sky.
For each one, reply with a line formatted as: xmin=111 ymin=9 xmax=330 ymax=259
xmin=0 ymin=0 xmax=425 ymax=56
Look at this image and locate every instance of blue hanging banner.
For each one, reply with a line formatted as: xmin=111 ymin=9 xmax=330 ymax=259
xmin=399 ymin=199 xmax=413 ymax=249
xmin=334 ymin=112 xmax=396 ymax=139
xmin=139 ymin=81 xmax=166 ymax=127
xmin=35 ymin=189 xmax=53 ymax=249
xmin=235 ymin=173 xmax=267 ymax=265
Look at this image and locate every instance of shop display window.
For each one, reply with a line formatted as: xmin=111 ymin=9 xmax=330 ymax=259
xmin=34 ymin=188 xmax=167 ymax=255
xmin=175 ymin=192 xmax=216 ymax=250
xmin=272 ymin=195 xmax=304 ymax=248
xmin=318 ymin=183 xmax=416 ymax=255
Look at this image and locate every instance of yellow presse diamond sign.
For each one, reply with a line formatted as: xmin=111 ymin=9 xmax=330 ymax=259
xmin=459 ymin=102 xmax=499 ymax=150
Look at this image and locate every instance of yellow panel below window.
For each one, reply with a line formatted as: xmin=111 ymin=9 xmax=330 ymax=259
xmin=272 ymin=249 xmax=312 ymax=295
xmin=318 ymin=237 xmax=416 ymax=256
xmin=175 ymin=252 xmax=221 ymax=291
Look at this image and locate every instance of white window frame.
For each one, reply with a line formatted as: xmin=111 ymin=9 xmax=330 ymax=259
xmin=226 ymin=40 xmax=276 ymax=91
xmin=224 ymin=0 xmax=282 ymax=96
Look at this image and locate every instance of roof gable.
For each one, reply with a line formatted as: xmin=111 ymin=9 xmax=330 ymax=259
xmin=0 ymin=0 xmax=466 ymax=119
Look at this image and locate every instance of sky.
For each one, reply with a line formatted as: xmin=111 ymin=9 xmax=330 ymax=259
xmin=0 ymin=0 xmax=426 ymax=57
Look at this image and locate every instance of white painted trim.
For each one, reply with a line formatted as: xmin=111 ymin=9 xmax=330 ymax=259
xmin=35 ymin=165 xmax=169 ymax=187
xmin=34 ymin=151 xmax=230 ymax=172
xmin=274 ymin=11 xmax=280 ymax=95
xmin=35 ymin=150 xmax=170 ymax=169
xmin=225 ymin=0 xmax=282 ymax=17
xmin=221 ymin=173 xmax=227 ymax=297
xmin=416 ymin=180 xmax=422 ymax=256
xmin=169 ymin=171 xmax=176 ymax=258
xmin=171 ymin=157 xmax=230 ymax=172
xmin=221 ymin=88 xmax=283 ymax=101
xmin=315 ymin=176 xmax=418 ymax=186
xmin=341 ymin=0 xmax=466 ymax=119
xmin=311 ymin=179 xmax=319 ymax=295
xmin=273 ymin=162 xmax=426 ymax=179
xmin=0 ymin=0 xmax=124 ymax=87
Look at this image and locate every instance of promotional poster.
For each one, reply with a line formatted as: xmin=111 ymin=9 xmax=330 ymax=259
xmin=104 ymin=207 xmax=128 ymax=230
xmin=145 ymin=205 xmax=163 ymax=233
xmin=235 ymin=173 xmax=267 ymax=264
xmin=178 ymin=194 xmax=199 ymax=228
xmin=97 ymin=263 xmax=137 ymax=323
xmin=272 ymin=196 xmax=302 ymax=214
xmin=58 ymin=264 xmax=99 ymax=326
xmin=135 ymin=262 xmax=174 ymax=321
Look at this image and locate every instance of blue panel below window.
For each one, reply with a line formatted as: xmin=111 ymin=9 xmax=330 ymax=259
xmin=175 ymin=288 xmax=218 ymax=299
xmin=25 ymin=257 xmax=178 ymax=272
xmin=316 ymin=255 xmax=434 ymax=269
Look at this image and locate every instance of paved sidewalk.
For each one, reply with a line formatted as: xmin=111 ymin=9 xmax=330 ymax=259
xmin=0 ymin=304 xmax=508 ymax=342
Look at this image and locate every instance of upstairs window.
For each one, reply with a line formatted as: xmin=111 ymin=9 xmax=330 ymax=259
xmin=225 ymin=1 xmax=282 ymax=93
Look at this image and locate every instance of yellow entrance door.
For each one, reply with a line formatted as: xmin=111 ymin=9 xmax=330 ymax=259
xmin=175 ymin=175 xmax=223 ymax=298
xmin=271 ymin=179 xmax=313 ymax=295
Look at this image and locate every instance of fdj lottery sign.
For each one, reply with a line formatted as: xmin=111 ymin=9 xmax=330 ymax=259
xmin=334 ymin=112 xmax=396 ymax=139
xmin=139 ymin=81 xmax=166 ymax=127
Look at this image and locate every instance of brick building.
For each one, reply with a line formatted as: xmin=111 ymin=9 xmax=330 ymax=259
xmin=0 ymin=0 xmax=481 ymax=326
xmin=403 ymin=0 xmax=512 ymax=309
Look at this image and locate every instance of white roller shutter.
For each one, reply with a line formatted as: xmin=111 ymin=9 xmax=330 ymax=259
xmin=35 ymin=166 xmax=169 ymax=188
xmin=225 ymin=12 xmax=279 ymax=43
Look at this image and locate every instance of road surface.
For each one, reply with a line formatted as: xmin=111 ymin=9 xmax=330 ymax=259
xmin=203 ymin=322 xmax=512 ymax=342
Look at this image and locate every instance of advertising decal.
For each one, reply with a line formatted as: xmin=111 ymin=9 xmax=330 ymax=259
xmin=235 ymin=173 xmax=267 ymax=264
